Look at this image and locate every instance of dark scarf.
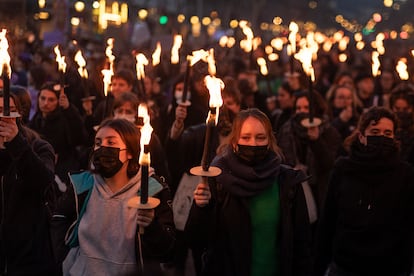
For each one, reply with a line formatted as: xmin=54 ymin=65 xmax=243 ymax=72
xmin=211 ymin=146 xmax=282 ymax=197
xmin=348 ymin=139 xmax=399 ymax=172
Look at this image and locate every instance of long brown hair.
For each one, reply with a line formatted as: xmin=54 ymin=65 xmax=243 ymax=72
xmin=222 ymin=108 xmax=283 ymax=158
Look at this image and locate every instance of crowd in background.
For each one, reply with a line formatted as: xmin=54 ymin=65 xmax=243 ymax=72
xmin=1 ymin=26 xmax=414 ymax=275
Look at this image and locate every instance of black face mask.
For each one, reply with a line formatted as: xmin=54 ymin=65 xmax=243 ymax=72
xmin=365 ymin=135 xmax=397 ymax=157
xmin=92 ymin=146 xmax=125 ymax=178
xmin=235 ymin=144 xmax=269 ymax=165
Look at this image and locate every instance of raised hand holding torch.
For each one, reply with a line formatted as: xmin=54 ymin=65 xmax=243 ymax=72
xmin=128 ymin=104 xmax=160 ymax=234
xmin=0 ymin=29 xmax=20 ymax=149
xmin=190 ymin=49 xmax=223 ymax=207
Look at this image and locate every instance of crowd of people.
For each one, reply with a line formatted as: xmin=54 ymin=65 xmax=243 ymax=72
xmin=1 ymin=28 xmax=414 ymax=276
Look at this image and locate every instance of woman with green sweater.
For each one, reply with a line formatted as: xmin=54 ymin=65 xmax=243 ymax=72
xmin=186 ymin=108 xmax=314 ymax=276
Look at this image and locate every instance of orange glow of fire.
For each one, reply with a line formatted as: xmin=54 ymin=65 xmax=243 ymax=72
xmin=135 ymin=53 xmax=149 ymax=80
xmin=152 ymin=42 xmax=161 ymax=66
xmin=54 ymin=45 xmax=67 ymax=74
xmin=396 ymin=58 xmax=409 ymax=81
xmin=138 ymin=104 xmax=153 ymax=165
xmin=371 ymin=51 xmax=381 ymax=77
xmin=0 ymin=29 xmax=11 ymax=78
xmin=204 ymin=75 xmax=224 ymax=124
xmin=74 ymin=50 xmax=88 ymax=78
xmin=171 ymin=35 xmax=183 ymax=64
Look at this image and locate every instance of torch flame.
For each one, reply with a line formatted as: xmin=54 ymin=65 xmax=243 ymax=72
xmin=338 ymin=36 xmax=350 ymax=52
xmin=219 ymin=36 xmax=228 ymax=47
xmin=288 ymin=21 xmax=299 ymax=54
xmin=105 ymin=38 xmax=115 ymax=72
xmin=138 ymin=104 xmax=153 ymax=165
xmin=206 ymin=49 xmax=216 ymax=76
xmin=135 ymin=53 xmax=149 ymax=80
xmin=189 ymin=49 xmax=209 ymax=66
xmin=0 ymin=29 xmax=11 ymax=78
xmin=295 ymin=46 xmax=314 ymax=81
xmin=271 ymin=37 xmax=284 ymax=51
xmin=204 ymin=75 xmax=224 ymax=125
xmin=375 ymin=33 xmax=385 ymax=55
xmin=396 ymin=58 xmax=409 ymax=81
xmin=227 ymin=37 xmax=236 ymax=48
xmin=74 ymin=50 xmax=88 ymax=79
xmin=152 ymin=42 xmax=161 ymax=66
xmin=257 ymin=57 xmax=268 ymax=76
xmin=239 ymin=21 xmax=254 ymax=53
xmin=171 ymin=35 xmax=183 ymax=64
xmin=101 ymin=69 xmax=113 ymax=97
xmin=54 ymin=45 xmax=66 ymax=74
xmin=371 ymin=51 xmax=381 ymax=77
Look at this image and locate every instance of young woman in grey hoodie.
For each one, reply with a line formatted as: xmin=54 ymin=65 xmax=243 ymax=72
xmin=51 ymin=118 xmax=175 ymax=275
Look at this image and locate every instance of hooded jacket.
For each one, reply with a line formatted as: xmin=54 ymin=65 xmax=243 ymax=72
xmin=51 ymin=170 xmax=175 ymax=275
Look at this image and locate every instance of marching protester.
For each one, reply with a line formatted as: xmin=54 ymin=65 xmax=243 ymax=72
xmin=112 ymin=91 xmax=170 ymax=183
xmin=277 ymin=91 xmax=341 ymax=212
xmin=314 ymin=106 xmax=414 ymax=275
xmin=29 ymin=81 xmax=87 ymax=184
xmin=165 ymin=76 xmax=242 ymax=275
xmin=0 ymin=90 xmax=58 ymax=274
xmin=51 ymin=118 xmax=175 ymax=275
xmin=187 ymin=108 xmax=314 ymax=276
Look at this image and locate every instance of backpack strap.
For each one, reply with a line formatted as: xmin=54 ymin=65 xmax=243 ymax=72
xmin=280 ymin=164 xmax=317 ymax=224
xmin=301 ymin=181 xmax=318 ymax=224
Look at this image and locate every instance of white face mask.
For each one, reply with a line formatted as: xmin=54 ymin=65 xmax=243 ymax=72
xmin=114 ymin=113 xmax=136 ymax=123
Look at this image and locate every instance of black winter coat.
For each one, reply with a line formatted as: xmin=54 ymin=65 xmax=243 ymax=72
xmin=29 ymin=105 xmax=86 ymax=182
xmin=277 ymin=117 xmax=341 ymax=211
xmin=186 ymin=164 xmax=313 ymax=276
xmin=165 ymin=124 xmax=220 ymax=196
xmin=314 ymin=144 xmax=414 ymax=275
xmin=0 ymin=132 xmax=57 ymax=275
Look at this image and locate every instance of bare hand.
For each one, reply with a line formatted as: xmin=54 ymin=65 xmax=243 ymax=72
xmin=137 ymin=208 xmax=155 ymax=227
xmin=307 ymin=126 xmax=320 ymax=141
xmin=175 ymin=104 xmax=187 ymax=123
xmin=59 ymin=93 xmax=70 ymax=110
xmin=194 ymin=183 xmax=211 ymax=207
xmin=339 ymin=106 xmax=353 ymax=122
xmin=0 ymin=117 xmax=18 ymax=143
xmin=82 ymin=99 xmax=93 ymax=115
